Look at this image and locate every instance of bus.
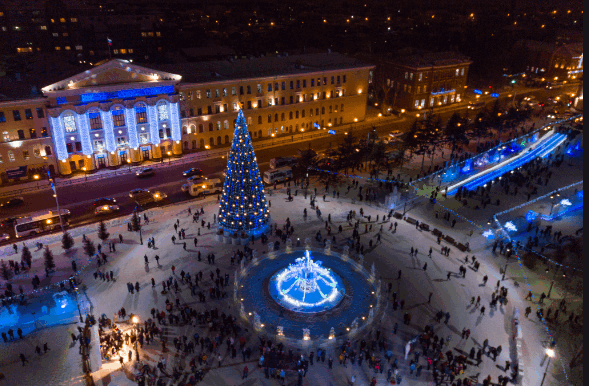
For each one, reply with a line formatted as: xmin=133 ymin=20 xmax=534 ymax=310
xmin=14 ymin=209 xmax=70 ymax=238
xmin=263 ymin=167 xmax=293 ymax=185
xmin=269 ymin=156 xmax=297 ymax=169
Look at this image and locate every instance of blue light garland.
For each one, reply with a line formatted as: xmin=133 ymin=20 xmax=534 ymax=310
xmin=148 ymin=105 xmax=160 ymax=145
xmin=218 ymin=109 xmax=269 ymax=234
xmin=100 ymin=110 xmax=116 ymax=152
xmin=50 ymin=115 xmax=69 ymax=161
xmin=77 ymin=112 xmax=93 ymax=155
xmin=170 ymin=102 xmax=182 ymax=141
xmin=125 ymin=107 xmax=139 ymax=149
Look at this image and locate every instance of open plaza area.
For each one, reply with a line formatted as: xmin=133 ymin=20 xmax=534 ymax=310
xmin=0 ymin=106 xmax=583 ymax=386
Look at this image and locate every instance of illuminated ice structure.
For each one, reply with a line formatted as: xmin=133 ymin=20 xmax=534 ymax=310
xmin=270 ymin=250 xmax=344 ymax=313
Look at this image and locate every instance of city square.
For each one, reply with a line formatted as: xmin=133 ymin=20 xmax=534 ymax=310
xmin=0 ymin=1 xmax=583 ymax=386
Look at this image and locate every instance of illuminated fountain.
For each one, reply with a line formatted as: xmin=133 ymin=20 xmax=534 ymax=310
xmin=269 ymin=250 xmax=344 ymax=313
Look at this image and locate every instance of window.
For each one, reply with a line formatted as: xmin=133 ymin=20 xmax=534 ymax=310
xmin=246 ymin=101 xmax=251 ymax=109
xmin=41 ymin=127 xmax=48 ymax=137
xmin=257 ymin=99 xmax=262 ymax=108
xmin=59 ymin=18 xmax=66 ymax=23
xmin=248 ymin=117 xmax=252 ymax=126
xmin=302 ymin=110 xmax=306 ymax=118
xmin=450 ymin=95 xmax=455 ymax=103
xmin=232 ymin=87 xmax=237 ymax=96
xmin=156 ymin=32 xmax=161 ymax=37
xmin=17 ymin=130 xmax=25 ymax=139
xmin=405 ymin=72 xmax=408 ymax=80
xmin=323 ymin=77 xmax=327 ymax=85
xmin=281 ymin=82 xmax=285 ymax=90
xmin=289 ymin=96 xmax=293 ymax=104
xmin=215 ymin=105 xmax=220 ymax=114
xmin=423 ymin=85 xmax=427 ymax=93
xmin=214 ymin=89 xmax=219 ymax=98
xmin=207 ymin=106 xmax=212 ymax=115
xmin=8 ymin=151 xmax=15 ymax=162
xmin=274 ymin=98 xmax=278 ymax=106
xmin=410 ymin=73 xmax=414 ymax=80
xmin=208 ymin=123 xmax=213 ymax=132
xmin=311 ymin=79 xmax=315 ymax=87
xmin=258 ymin=116 xmax=262 ymax=124
xmin=66 ymin=143 xmax=73 ymax=153
xmin=29 ymin=128 xmax=36 ymax=138
xmin=268 ymin=114 xmax=272 ymax=123
xmin=274 ymin=83 xmax=279 ymax=91
xmin=403 ymin=84 xmax=407 ymax=92
xmin=408 ymin=85 xmax=412 ymax=93
xmin=461 ymin=68 xmax=464 ymax=76
xmin=290 ymin=81 xmax=294 ymax=89
xmin=330 ymin=76 xmax=334 ymax=85
xmin=281 ymin=97 xmax=285 ymax=105
xmin=197 ymin=108 xmax=202 ymax=116
xmin=417 ymin=86 xmax=421 ymax=93
xmin=222 ymin=88 xmax=227 ymax=97
xmin=36 ymin=108 xmax=44 ymax=118
xmin=63 ymin=112 xmax=77 ymax=132
xmin=289 ymin=112 xmax=293 ymax=119
xmin=25 ymin=109 xmax=33 ymax=119
xmin=296 ymin=111 xmax=299 ymax=118
xmin=120 ymin=49 xmax=127 ymax=54
xmin=303 ymin=80 xmax=306 ymax=88
xmin=13 ymin=110 xmax=21 ymax=121
xmin=415 ymin=100 xmax=419 ymax=108
xmin=189 ymin=108 xmax=194 ymax=117
xmin=233 ymin=103 xmax=239 ymax=111
xmin=196 ymin=90 xmax=201 ymax=99
xmin=134 ymin=103 xmax=147 ymax=123
xmin=329 ymin=106 xmax=332 ymax=113
xmin=206 ymin=89 xmax=211 ymax=98
xmin=247 ymin=85 xmax=251 ymax=94
xmin=268 ymin=83 xmax=272 ymax=92
xmin=110 ymin=108 xmax=125 ymax=127
xmin=33 ymin=148 xmax=41 ymax=157
xmin=341 ymin=104 xmax=344 ymax=112
xmin=40 ymin=25 xmax=47 ymax=30
xmin=296 ymin=80 xmax=300 ymax=89
xmin=274 ymin=113 xmax=279 ymax=122
xmin=71 ymin=17 xmax=78 ymax=22
xmin=343 ymin=75 xmax=346 ymax=83
xmin=321 ymin=107 xmax=325 ymax=114
xmin=166 ymin=128 xmax=171 ymax=138
xmin=418 ymin=73 xmax=423 ymax=81
xmin=334 ymin=105 xmax=338 ymax=113
xmin=223 ymin=103 xmax=228 ymax=112
xmin=239 ymin=86 xmax=244 ymax=95
xmin=216 ymin=121 xmax=221 ymax=131
xmin=0 ymin=112 xmax=4 ymax=122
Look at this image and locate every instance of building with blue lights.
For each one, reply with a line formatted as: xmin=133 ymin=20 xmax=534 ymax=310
xmin=0 ymin=53 xmax=372 ymax=179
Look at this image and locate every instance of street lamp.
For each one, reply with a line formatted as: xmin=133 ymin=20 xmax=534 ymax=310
xmin=127 ymin=158 xmax=132 ymax=172
xmin=82 ymin=167 xmax=87 ymax=181
xmin=540 ymin=348 xmax=555 ymax=386
xmin=132 ymin=316 xmax=139 ymax=360
xmin=549 ymin=192 xmax=560 ymax=215
xmin=47 ymin=169 xmax=65 ymax=234
xmin=167 ymin=151 xmax=172 ymax=164
xmin=546 ymin=267 xmax=565 ymax=298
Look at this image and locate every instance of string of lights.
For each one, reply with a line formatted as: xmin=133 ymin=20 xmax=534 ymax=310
xmin=218 ymin=109 xmax=269 ymax=234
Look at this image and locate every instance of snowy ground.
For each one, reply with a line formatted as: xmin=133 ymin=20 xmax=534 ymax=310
xmin=0 ymin=114 xmax=582 ymax=386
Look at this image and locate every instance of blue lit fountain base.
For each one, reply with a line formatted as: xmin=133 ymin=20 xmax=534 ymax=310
xmin=268 ymin=250 xmax=345 ymax=313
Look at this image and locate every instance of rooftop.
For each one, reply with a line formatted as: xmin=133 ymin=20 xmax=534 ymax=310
xmin=393 ymin=50 xmax=472 ymax=69
xmin=146 ymin=52 xmax=373 ymax=84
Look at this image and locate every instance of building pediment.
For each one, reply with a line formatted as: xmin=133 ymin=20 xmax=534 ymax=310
xmin=41 ymin=59 xmax=182 ymax=94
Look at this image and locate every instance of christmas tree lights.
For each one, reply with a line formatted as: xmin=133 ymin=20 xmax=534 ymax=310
xmin=218 ymin=109 xmax=269 ymax=235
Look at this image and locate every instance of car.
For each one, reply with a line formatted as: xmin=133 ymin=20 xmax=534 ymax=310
xmin=93 ymin=197 xmax=117 ymax=208
xmin=389 ymin=130 xmax=401 ymax=137
xmin=95 ymin=204 xmax=120 ymax=215
xmin=0 ymin=197 xmax=24 ymax=208
xmin=183 ymin=168 xmax=204 ymax=178
xmin=187 ymin=175 xmax=208 ymax=184
xmin=468 ymin=101 xmax=485 ymax=110
xmin=129 ymin=188 xmax=150 ymax=199
xmin=1 ymin=216 xmax=23 ymax=229
xmin=0 ymin=233 xmax=9 ymax=242
xmin=136 ymin=168 xmax=155 ymax=178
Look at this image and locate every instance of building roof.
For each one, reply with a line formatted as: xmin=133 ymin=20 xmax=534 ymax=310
xmin=393 ymin=50 xmax=472 ymax=69
xmin=146 ymin=52 xmax=373 ymax=84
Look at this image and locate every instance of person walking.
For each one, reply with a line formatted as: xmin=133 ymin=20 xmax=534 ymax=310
xmin=19 ymin=353 xmax=28 ymax=366
xmin=242 ymin=365 xmax=249 ymax=379
xmin=447 ymin=271 xmax=452 ymax=280
xmin=423 ymin=263 xmax=427 ymax=271
xmin=428 ymin=292 xmax=433 ymax=303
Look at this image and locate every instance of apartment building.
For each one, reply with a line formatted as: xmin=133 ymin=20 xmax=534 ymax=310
xmin=378 ymin=50 xmax=472 ymax=112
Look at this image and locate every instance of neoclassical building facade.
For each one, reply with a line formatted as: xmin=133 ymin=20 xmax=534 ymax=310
xmin=42 ymin=60 xmax=183 ymax=175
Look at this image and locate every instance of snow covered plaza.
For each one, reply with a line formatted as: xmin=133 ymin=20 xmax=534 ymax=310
xmin=0 ymin=113 xmax=582 ymax=386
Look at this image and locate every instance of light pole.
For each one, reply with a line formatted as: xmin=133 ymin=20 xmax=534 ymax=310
xmin=547 ymin=266 xmax=565 ymax=299
xmin=167 ymin=151 xmax=172 ymax=164
xmin=127 ymin=158 xmax=132 ymax=172
xmin=47 ymin=169 xmax=65 ymax=234
xmin=82 ymin=167 xmax=87 ymax=181
xmin=540 ymin=348 xmax=555 ymax=386
xmin=549 ymin=192 xmax=560 ymax=216
xmin=132 ymin=316 xmax=139 ymax=360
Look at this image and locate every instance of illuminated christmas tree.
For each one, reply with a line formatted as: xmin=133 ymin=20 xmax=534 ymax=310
xmin=218 ymin=109 xmax=270 ymax=236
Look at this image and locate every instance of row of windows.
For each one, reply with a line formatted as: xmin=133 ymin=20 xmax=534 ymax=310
xmin=3 ymin=127 xmax=49 ymax=141
xmin=184 ymin=75 xmax=347 ymax=101
xmin=141 ymin=31 xmax=161 ymax=37
xmin=403 ymin=68 xmax=465 ymax=81
xmin=0 ymin=146 xmax=52 ymax=163
xmin=413 ymin=94 xmax=461 ymax=108
xmin=63 ymin=102 xmax=169 ymax=134
xmin=184 ymin=90 xmax=346 ymax=117
xmin=0 ymin=108 xmax=44 ymax=123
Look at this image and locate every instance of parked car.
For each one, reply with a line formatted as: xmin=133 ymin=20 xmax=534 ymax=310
xmin=183 ymin=168 xmax=204 ymax=178
xmin=1 ymin=216 xmax=23 ymax=229
xmin=93 ymin=197 xmax=117 ymax=208
xmin=468 ymin=101 xmax=485 ymax=110
xmin=95 ymin=205 xmax=120 ymax=216
xmin=136 ymin=168 xmax=155 ymax=178
xmin=0 ymin=197 xmax=24 ymax=208
xmin=187 ymin=175 xmax=207 ymax=184
xmin=0 ymin=233 xmax=9 ymax=242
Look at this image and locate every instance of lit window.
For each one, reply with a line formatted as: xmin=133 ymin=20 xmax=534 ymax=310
xmin=8 ymin=151 xmax=15 ymax=162
xmin=157 ymin=102 xmax=168 ymax=121
xmin=75 ymin=45 xmax=82 ymax=50
xmin=52 ymin=32 xmax=58 ymax=37
xmin=461 ymin=68 xmax=464 ymax=76
xmin=141 ymin=32 xmax=147 ymax=37
xmin=60 ymin=18 xmax=66 ymax=23
xmin=40 ymin=25 xmax=47 ymax=30
xmin=70 ymin=18 xmax=78 ymax=22
xmin=55 ymin=46 xmax=61 ymax=50
xmin=415 ymin=100 xmax=419 ymax=108
xmin=64 ymin=46 xmax=71 ymax=50
xmin=23 ymin=150 xmax=30 ymax=160
xmin=63 ymin=112 xmax=77 ymax=133
xmin=113 ymin=49 xmax=119 ymax=54
xmin=16 ymin=47 xmax=33 ymax=53
xmin=120 ymin=48 xmax=127 ymax=54
xmin=405 ymin=72 xmax=408 ymax=79
xmin=112 ymin=108 xmax=126 ymax=127
xmin=410 ymin=73 xmax=413 ymax=80
xmin=156 ymin=31 xmax=161 ymax=37
xmin=50 ymin=19 xmax=55 ymax=23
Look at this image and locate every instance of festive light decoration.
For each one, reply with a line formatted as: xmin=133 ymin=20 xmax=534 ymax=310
xmin=80 ymin=85 xmax=174 ymax=103
xmin=217 ymin=109 xmax=269 ymax=234
xmin=482 ymin=229 xmax=495 ymax=239
xmin=170 ymin=102 xmax=182 ymax=141
xmin=49 ymin=115 xmax=69 ymax=160
xmin=147 ymin=104 xmax=161 ymax=145
xmin=77 ymin=112 xmax=93 ymax=155
xmin=270 ymin=250 xmax=343 ymax=313
xmin=504 ymin=221 xmax=517 ymax=232
xmin=525 ymin=210 xmax=538 ymax=223
xmin=100 ymin=109 xmax=116 ymax=152
xmin=125 ymin=106 xmax=139 ymax=149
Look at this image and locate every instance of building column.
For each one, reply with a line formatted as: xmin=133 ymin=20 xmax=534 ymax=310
xmin=147 ymin=101 xmax=161 ymax=160
xmin=83 ymin=155 xmax=95 ymax=171
xmin=58 ymin=159 xmax=72 ymax=175
xmin=48 ymin=111 xmax=69 ymax=164
xmin=124 ymin=101 xmax=139 ymax=149
xmin=75 ymin=107 xmax=94 ymax=157
xmin=172 ymin=140 xmax=182 ymax=155
xmin=100 ymin=105 xmax=117 ymax=153
xmin=152 ymin=144 xmax=162 ymax=159
xmin=129 ymin=148 xmax=141 ymax=163
xmin=108 ymin=151 xmax=119 ymax=167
